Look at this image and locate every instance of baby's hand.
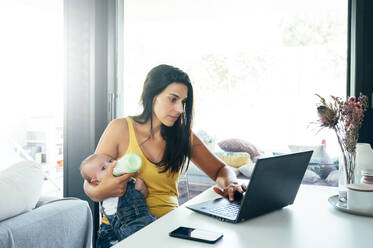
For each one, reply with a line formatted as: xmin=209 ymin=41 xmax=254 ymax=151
xmin=134 ymin=178 xmax=148 ymax=198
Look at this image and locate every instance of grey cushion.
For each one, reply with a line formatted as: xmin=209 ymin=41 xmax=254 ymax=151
xmin=0 ymin=198 xmax=93 ymax=248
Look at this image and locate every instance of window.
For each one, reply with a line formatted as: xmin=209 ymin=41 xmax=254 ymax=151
xmin=0 ymin=0 xmax=64 ymax=197
xmin=119 ymin=0 xmax=347 ymax=193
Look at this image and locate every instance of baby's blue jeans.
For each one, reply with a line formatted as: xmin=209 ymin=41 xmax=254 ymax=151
xmin=96 ymin=180 xmax=156 ymax=248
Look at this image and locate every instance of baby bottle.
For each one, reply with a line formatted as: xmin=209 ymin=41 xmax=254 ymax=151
xmin=113 ymin=153 xmax=142 ymax=176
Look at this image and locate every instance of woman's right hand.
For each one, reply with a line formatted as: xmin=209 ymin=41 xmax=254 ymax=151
xmin=84 ymin=161 xmax=137 ymax=202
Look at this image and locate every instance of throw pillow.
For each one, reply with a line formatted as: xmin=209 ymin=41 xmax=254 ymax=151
xmin=238 ymin=161 xmax=255 ymax=178
xmin=302 ymin=169 xmax=321 ymax=184
xmin=227 ymin=166 xmax=240 ymax=176
xmin=308 ymin=164 xmax=338 ymax=179
xmin=218 ymin=138 xmax=260 ymax=162
xmin=325 ymin=170 xmax=339 ymax=186
xmin=0 ymin=161 xmax=44 ymax=221
xmin=215 ymin=152 xmax=251 ymax=168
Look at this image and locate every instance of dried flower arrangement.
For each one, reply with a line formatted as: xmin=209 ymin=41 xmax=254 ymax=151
xmin=315 ymin=93 xmax=369 ymax=183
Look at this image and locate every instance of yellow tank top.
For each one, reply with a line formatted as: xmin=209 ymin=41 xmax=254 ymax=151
xmin=102 ymin=117 xmax=180 ymax=225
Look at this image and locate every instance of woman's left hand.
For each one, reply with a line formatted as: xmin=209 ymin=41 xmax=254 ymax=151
xmin=213 ymin=182 xmax=247 ymax=202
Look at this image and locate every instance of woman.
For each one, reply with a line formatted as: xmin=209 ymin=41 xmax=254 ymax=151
xmin=84 ymin=64 xmax=247 ymax=247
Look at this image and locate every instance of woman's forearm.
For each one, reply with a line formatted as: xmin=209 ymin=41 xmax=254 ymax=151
xmin=215 ymin=165 xmax=238 ymax=189
xmin=84 ymin=180 xmax=104 ymax=202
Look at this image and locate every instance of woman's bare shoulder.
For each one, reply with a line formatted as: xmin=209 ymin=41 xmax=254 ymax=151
xmin=109 ymin=117 xmax=128 ymax=129
xmin=95 ymin=117 xmax=130 ymax=157
xmin=110 ymin=117 xmax=132 ymax=157
xmin=106 ymin=117 xmax=129 ymax=139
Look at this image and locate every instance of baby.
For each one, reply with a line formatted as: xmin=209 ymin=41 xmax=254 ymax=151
xmin=80 ymin=153 xmax=155 ymax=242
xmin=80 ymin=153 xmax=148 ymax=200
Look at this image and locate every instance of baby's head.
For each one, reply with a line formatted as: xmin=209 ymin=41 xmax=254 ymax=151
xmin=80 ymin=153 xmax=114 ymax=185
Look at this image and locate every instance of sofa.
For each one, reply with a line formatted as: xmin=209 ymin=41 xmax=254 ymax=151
xmin=0 ymin=161 xmax=93 ymax=248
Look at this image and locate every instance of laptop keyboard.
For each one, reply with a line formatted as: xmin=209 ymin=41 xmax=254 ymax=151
xmin=209 ymin=203 xmax=241 ymax=218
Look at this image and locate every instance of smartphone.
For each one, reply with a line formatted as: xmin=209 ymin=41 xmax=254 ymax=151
xmin=169 ymin=226 xmax=223 ymax=244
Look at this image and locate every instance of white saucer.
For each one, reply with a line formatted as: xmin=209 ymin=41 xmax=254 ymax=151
xmin=328 ymin=195 xmax=373 ymax=217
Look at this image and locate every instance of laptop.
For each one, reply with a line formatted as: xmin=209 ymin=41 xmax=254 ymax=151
xmin=186 ymin=151 xmax=313 ymax=223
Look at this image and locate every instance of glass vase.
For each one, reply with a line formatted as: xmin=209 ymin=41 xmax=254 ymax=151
xmin=338 ymin=150 xmax=357 ymax=203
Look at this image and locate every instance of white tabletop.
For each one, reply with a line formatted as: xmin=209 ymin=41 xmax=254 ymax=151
xmin=114 ymin=183 xmax=373 ymax=248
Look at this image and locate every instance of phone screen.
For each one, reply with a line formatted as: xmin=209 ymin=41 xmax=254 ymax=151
xmin=169 ymin=226 xmax=223 ymax=244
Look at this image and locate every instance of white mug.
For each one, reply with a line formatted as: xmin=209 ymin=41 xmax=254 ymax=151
xmin=347 ymin=184 xmax=373 ymax=213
